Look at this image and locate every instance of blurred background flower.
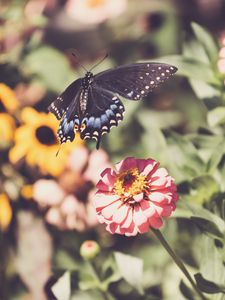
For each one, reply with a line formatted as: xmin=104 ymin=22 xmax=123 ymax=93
xmin=0 ymin=193 xmax=12 ymax=230
xmin=65 ymin=0 xmax=128 ymax=25
xmin=33 ymin=147 xmax=111 ymax=230
xmin=0 ymin=83 xmax=19 ymax=144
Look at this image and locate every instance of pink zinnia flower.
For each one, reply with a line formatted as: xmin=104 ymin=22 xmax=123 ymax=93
xmin=94 ymin=157 xmax=179 ymax=236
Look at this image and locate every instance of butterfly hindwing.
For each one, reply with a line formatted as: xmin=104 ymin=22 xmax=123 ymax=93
xmin=48 ymin=79 xmax=82 ymax=120
xmin=94 ymin=63 xmax=177 ymax=100
xmin=56 ymin=82 xmax=82 ymax=144
xmin=79 ymin=85 xmax=125 ymax=148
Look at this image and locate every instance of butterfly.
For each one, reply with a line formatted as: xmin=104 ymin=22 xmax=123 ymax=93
xmin=48 ymin=62 xmax=177 ymax=149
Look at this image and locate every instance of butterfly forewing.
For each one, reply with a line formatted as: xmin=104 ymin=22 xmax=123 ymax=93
xmin=48 ymin=79 xmax=82 ymax=120
xmin=94 ymin=63 xmax=177 ymax=100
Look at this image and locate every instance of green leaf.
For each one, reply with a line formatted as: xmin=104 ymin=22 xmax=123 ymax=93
xmin=167 ymin=132 xmax=205 ymax=179
xmin=156 ymin=55 xmax=218 ymax=84
xmin=79 ymin=264 xmax=99 ymax=291
xmin=207 ymin=107 xmax=225 ymax=127
xmin=52 ymin=272 xmax=71 ymax=300
xmin=114 ymin=252 xmax=144 ymax=294
xmin=189 ymin=79 xmax=220 ymax=99
xmin=191 ymin=217 xmax=224 ymax=239
xmin=101 ymin=256 xmax=122 ymax=291
xmin=199 ymin=235 xmax=225 ymax=294
xmin=191 ymin=22 xmax=219 ymax=64
xmin=23 ymin=46 xmax=75 ymax=93
xmin=206 ymin=140 xmax=225 ymax=173
xmin=195 ymin=273 xmax=225 ymax=294
xmin=174 ymin=202 xmax=225 ymax=237
xmin=190 ymin=175 xmax=220 ymax=204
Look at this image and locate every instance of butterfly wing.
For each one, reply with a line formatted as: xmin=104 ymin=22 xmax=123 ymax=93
xmin=54 ymin=80 xmax=82 ymax=144
xmin=48 ymin=79 xmax=82 ymax=120
xmin=79 ymin=84 xmax=125 ymax=149
xmin=94 ymin=62 xmax=177 ymax=100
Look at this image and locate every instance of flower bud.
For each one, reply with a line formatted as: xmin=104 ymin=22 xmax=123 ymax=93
xmin=80 ymin=240 xmax=100 ymax=260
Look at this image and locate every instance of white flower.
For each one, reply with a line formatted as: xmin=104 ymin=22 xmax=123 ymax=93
xmin=65 ymin=0 xmax=127 ymax=25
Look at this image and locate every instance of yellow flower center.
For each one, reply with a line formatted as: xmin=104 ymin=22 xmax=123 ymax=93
xmin=35 ymin=125 xmax=57 ymax=146
xmin=87 ymin=0 xmax=106 ymax=8
xmin=114 ymin=168 xmax=147 ymax=199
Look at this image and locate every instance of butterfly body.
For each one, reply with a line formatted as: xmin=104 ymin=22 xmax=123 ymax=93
xmin=49 ymin=62 xmax=177 ymax=149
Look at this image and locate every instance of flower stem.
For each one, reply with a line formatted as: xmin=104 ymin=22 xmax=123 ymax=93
xmin=89 ymin=260 xmax=112 ymax=300
xmin=151 ymin=229 xmax=208 ymax=300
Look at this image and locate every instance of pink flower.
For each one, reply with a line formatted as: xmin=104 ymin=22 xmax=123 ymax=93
xmin=94 ymin=157 xmax=179 ymax=236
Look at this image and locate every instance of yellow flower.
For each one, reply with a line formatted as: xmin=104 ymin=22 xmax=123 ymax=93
xmin=0 ymin=83 xmax=19 ymax=144
xmin=21 ymin=184 xmax=33 ymax=200
xmin=9 ymin=107 xmax=84 ymax=176
xmin=0 ymin=83 xmax=19 ymax=112
xmin=0 ymin=194 xmax=12 ymax=230
xmin=0 ymin=113 xmax=16 ymax=143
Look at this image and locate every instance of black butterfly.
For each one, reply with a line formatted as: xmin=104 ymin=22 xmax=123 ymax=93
xmin=48 ymin=62 xmax=177 ymax=149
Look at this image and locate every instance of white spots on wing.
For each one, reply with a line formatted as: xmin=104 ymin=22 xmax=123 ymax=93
xmin=127 ymin=91 xmax=134 ymax=97
xmin=141 ymin=90 xmax=145 ymax=95
xmin=110 ymin=119 xmax=116 ymax=125
xmin=139 ymin=76 xmax=143 ymax=79
xmin=161 ymin=73 xmax=165 ymax=76
xmin=146 ymin=72 xmax=149 ymax=76
xmin=166 ymin=69 xmax=170 ymax=73
xmin=170 ymin=66 xmax=175 ymax=70
xmin=145 ymin=85 xmax=150 ymax=90
xmin=112 ymin=96 xmax=118 ymax=100
xmin=158 ymin=66 xmax=162 ymax=70
xmin=119 ymin=105 xmax=124 ymax=109
xmin=150 ymin=81 xmax=154 ymax=84
xmin=102 ymin=126 xmax=108 ymax=130
xmin=156 ymin=76 xmax=160 ymax=81
xmin=147 ymin=64 xmax=150 ymax=67
xmin=93 ymin=131 xmax=99 ymax=136
xmin=84 ymin=135 xmax=90 ymax=140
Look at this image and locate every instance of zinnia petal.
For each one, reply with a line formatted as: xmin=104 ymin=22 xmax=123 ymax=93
xmin=115 ymin=157 xmax=137 ymax=172
xmin=112 ymin=204 xmax=129 ymax=224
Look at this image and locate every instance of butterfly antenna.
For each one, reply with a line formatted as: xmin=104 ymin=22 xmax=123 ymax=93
xmin=71 ymin=51 xmax=88 ymax=73
xmin=89 ymin=53 xmax=109 ymax=72
xmin=56 ymin=144 xmax=61 ymax=157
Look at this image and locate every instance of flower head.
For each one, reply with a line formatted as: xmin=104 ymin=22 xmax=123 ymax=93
xmin=94 ymin=157 xmax=179 ymax=236
xmin=9 ymin=107 xmax=83 ymax=176
xmin=33 ymin=147 xmax=111 ymax=231
xmin=65 ymin=0 xmax=127 ymax=25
